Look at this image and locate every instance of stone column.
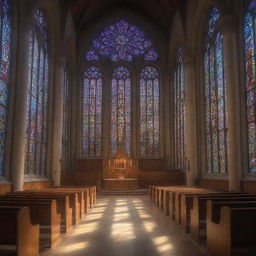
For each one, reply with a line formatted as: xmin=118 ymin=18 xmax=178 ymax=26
xmin=51 ymin=57 xmax=64 ymax=186
xmin=184 ymin=56 xmax=198 ymax=186
xmin=11 ymin=2 xmax=30 ymax=192
xmin=220 ymin=15 xmax=242 ymax=191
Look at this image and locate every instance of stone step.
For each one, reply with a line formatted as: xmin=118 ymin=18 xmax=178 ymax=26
xmin=99 ymin=189 xmax=148 ymax=196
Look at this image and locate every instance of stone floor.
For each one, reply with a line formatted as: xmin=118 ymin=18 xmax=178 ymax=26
xmin=42 ymin=196 xmax=210 ymax=256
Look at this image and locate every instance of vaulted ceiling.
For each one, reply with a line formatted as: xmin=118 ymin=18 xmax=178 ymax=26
xmin=67 ymin=0 xmax=186 ymax=33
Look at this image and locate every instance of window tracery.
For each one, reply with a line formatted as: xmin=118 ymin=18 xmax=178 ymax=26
xmin=82 ymin=66 xmax=103 ymax=157
xmin=25 ymin=9 xmax=49 ymax=176
xmin=85 ymin=20 xmax=158 ymax=62
xmin=83 ymin=20 xmax=160 ymax=158
xmin=174 ymin=48 xmax=186 ymax=169
xmin=139 ymin=66 xmax=160 ymax=157
xmin=244 ymin=0 xmax=256 ymax=173
xmin=62 ymin=66 xmax=70 ymax=169
xmin=111 ymin=66 xmax=131 ymax=155
xmin=0 ymin=0 xmax=11 ymax=175
xmin=204 ymin=8 xmax=228 ymax=173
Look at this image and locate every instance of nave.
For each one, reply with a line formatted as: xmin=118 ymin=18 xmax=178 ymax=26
xmin=42 ymin=196 xmax=208 ymax=256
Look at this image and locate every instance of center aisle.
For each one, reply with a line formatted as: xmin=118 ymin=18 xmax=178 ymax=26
xmin=42 ymin=196 xmax=209 ymax=256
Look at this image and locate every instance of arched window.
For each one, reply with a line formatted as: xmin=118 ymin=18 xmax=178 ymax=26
xmin=62 ymin=66 xmax=70 ymax=169
xmin=25 ymin=9 xmax=49 ymax=176
xmin=139 ymin=66 xmax=160 ymax=157
xmin=204 ymin=8 xmax=227 ymax=173
xmin=82 ymin=66 xmax=103 ymax=157
xmin=174 ymin=48 xmax=186 ymax=169
xmin=111 ymin=66 xmax=131 ymax=155
xmin=244 ymin=0 xmax=256 ymax=173
xmin=85 ymin=20 xmax=158 ymax=62
xmin=84 ymin=20 xmax=159 ymax=157
xmin=0 ymin=0 xmax=11 ymax=175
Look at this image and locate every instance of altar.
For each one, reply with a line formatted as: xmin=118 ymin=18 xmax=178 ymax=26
xmin=103 ymin=147 xmax=139 ymax=189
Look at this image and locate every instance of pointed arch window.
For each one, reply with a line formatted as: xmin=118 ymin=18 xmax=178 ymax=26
xmin=84 ymin=20 xmax=160 ymax=157
xmin=244 ymin=0 xmax=256 ymax=173
xmin=82 ymin=66 xmax=103 ymax=157
xmin=204 ymin=8 xmax=228 ymax=173
xmin=111 ymin=66 xmax=131 ymax=155
xmin=25 ymin=9 xmax=49 ymax=176
xmin=62 ymin=66 xmax=70 ymax=169
xmin=0 ymin=0 xmax=11 ymax=175
xmin=139 ymin=66 xmax=160 ymax=157
xmin=174 ymin=48 xmax=186 ymax=169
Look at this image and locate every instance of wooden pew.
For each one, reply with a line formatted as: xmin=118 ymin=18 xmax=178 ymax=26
xmin=8 ymin=193 xmax=72 ymax=232
xmin=163 ymin=189 xmax=170 ymax=215
xmin=190 ymin=195 xmax=256 ymax=241
xmin=0 ymin=206 xmax=39 ymax=256
xmin=151 ymin=186 xmax=213 ymax=221
xmin=40 ymin=189 xmax=85 ymax=217
xmin=0 ymin=198 xmax=60 ymax=248
xmin=154 ymin=186 xmax=159 ymax=205
xmin=180 ymin=192 xmax=247 ymax=232
xmin=149 ymin=185 xmax=153 ymax=200
xmin=60 ymin=186 xmax=95 ymax=209
xmin=152 ymin=186 xmax=188 ymax=217
xmin=90 ymin=186 xmax=97 ymax=205
xmin=16 ymin=191 xmax=80 ymax=225
xmin=50 ymin=186 xmax=96 ymax=210
xmin=207 ymin=201 xmax=256 ymax=256
xmin=151 ymin=186 xmax=157 ymax=203
xmin=173 ymin=188 xmax=214 ymax=223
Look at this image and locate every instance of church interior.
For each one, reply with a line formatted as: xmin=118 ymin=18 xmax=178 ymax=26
xmin=0 ymin=0 xmax=256 ymax=255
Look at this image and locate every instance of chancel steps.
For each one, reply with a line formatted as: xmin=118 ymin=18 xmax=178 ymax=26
xmin=99 ymin=189 xmax=148 ymax=196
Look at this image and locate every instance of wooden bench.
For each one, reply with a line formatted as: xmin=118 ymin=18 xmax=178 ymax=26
xmin=16 ymin=191 xmax=80 ymax=225
xmin=190 ymin=195 xmax=256 ymax=241
xmin=149 ymin=185 xmax=153 ymax=200
xmin=49 ymin=187 xmax=93 ymax=212
xmin=180 ymin=192 xmax=247 ymax=232
xmin=155 ymin=186 xmax=188 ymax=208
xmin=207 ymin=201 xmax=256 ymax=256
xmin=9 ymin=193 xmax=72 ymax=232
xmin=0 ymin=206 xmax=39 ymax=256
xmin=174 ymin=188 xmax=216 ymax=224
xmin=39 ymin=189 xmax=84 ymax=218
xmin=152 ymin=186 xmax=188 ymax=217
xmin=46 ymin=186 xmax=96 ymax=211
xmin=0 ymin=198 xmax=60 ymax=248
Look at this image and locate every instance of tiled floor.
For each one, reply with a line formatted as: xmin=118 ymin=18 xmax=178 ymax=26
xmin=42 ymin=196 xmax=210 ymax=256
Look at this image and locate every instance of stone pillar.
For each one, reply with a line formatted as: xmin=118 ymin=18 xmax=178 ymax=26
xmin=11 ymin=2 xmax=30 ymax=192
xmin=220 ymin=15 xmax=242 ymax=191
xmin=51 ymin=57 xmax=64 ymax=186
xmin=184 ymin=56 xmax=198 ymax=186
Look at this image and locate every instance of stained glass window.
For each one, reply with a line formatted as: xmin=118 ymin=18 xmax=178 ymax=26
xmin=62 ymin=67 xmax=70 ymax=169
xmin=244 ymin=0 xmax=256 ymax=172
xmin=111 ymin=66 xmax=131 ymax=155
xmin=82 ymin=66 xmax=102 ymax=157
xmin=140 ymin=66 xmax=160 ymax=157
xmin=204 ymin=8 xmax=228 ymax=173
xmin=85 ymin=20 xmax=158 ymax=62
xmin=25 ymin=9 xmax=49 ymax=176
xmin=0 ymin=0 xmax=11 ymax=175
xmin=174 ymin=48 xmax=186 ymax=169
